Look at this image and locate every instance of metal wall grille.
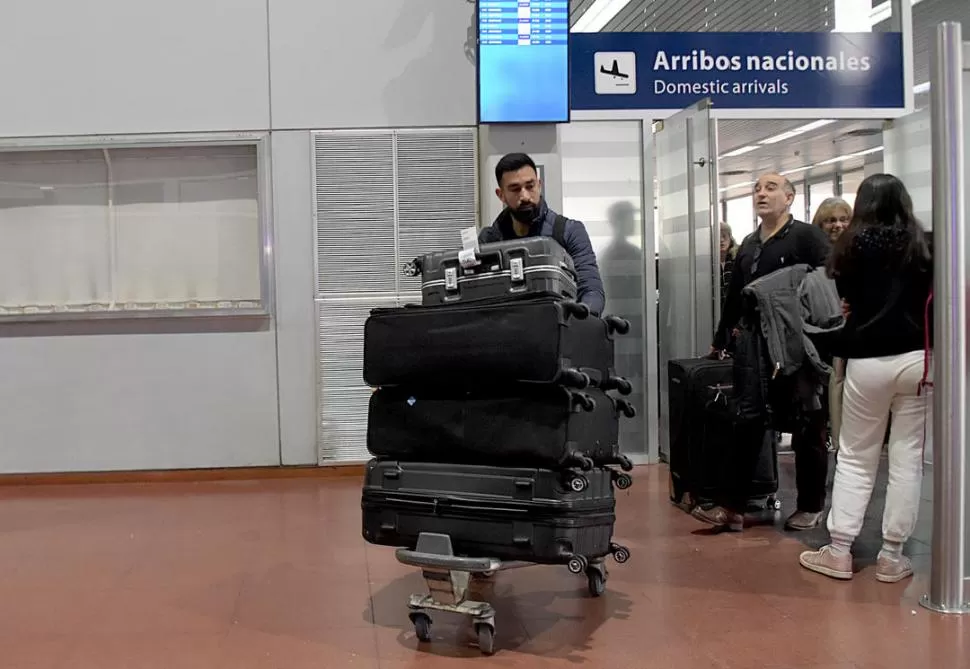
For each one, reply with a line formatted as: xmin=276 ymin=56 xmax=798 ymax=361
xmin=312 ymin=128 xmax=478 ymax=463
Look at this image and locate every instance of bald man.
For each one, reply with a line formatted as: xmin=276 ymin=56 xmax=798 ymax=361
xmin=700 ymin=173 xmax=832 ymax=533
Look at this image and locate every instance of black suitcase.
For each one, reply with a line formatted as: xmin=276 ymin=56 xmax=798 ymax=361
xmin=367 ymin=385 xmax=635 ymax=471
xmin=361 ymin=460 xmax=621 ymax=565
xmin=667 ymin=357 xmax=779 ymax=511
xmin=363 ymin=293 xmax=632 ymax=391
xmin=406 ymin=236 xmax=577 ymax=306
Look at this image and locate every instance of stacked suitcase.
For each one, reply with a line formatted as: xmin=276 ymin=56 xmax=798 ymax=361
xmin=361 ymin=236 xmax=636 ymax=582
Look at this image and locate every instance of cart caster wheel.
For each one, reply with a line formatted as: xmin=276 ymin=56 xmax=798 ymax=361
xmin=410 ymin=612 xmax=432 ymax=643
xmin=615 ymin=473 xmax=633 ymax=490
xmin=612 ymin=545 xmax=631 ymax=564
xmin=567 ymin=555 xmax=588 ymax=574
xmin=587 ymin=569 xmax=606 ymax=597
xmin=475 ymin=623 xmax=495 ymax=655
xmin=569 ymin=475 xmax=589 ymax=493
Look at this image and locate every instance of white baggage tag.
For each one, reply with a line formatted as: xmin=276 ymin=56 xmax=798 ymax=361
xmin=460 ymin=226 xmax=480 ymax=253
xmin=458 ymin=247 xmax=480 ymax=269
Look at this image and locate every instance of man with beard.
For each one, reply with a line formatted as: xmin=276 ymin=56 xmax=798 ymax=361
xmin=479 ymin=153 xmax=605 ymax=315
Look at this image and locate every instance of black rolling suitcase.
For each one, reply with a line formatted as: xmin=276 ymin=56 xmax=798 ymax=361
xmin=406 ymin=232 xmax=577 ymax=306
xmin=367 ymin=385 xmax=635 ymax=472
xmin=361 ymin=459 xmax=628 ymax=566
xmin=363 ymin=293 xmax=632 ymax=391
xmin=667 ymin=357 xmax=779 ymax=511
xmin=667 ymin=357 xmax=733 ymax=509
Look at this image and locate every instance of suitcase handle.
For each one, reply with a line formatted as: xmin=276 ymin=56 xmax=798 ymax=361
xmin=513 ymin=477 xmax=534 ymax=490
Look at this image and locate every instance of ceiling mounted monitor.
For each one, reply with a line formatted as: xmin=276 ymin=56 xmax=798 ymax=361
xmin=477 ymin=0 xmax=570 ymax=124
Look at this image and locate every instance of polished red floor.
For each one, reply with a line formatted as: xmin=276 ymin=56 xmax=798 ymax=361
xmin=0 ymin=463 xmax=967 ymax=668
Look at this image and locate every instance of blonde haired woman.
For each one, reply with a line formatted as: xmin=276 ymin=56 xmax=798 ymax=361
xmin=812 ymin=197 xmax=852 ymax=244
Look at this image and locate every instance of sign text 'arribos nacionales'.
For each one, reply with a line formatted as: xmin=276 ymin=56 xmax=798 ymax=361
xmin=652 ymin=48 xmax=872 ymax=96
xmin=570 ymin=32 xmax=906 ymax=111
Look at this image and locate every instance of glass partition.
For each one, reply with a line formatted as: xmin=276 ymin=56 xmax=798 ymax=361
xmin=884 ymin=106 xmax=933 ymax=228
xmin=724 ymin=195 xmax=756 ymax=239
xmin=839 ymin=169 xmax=865 ymax=207
xmin=560 ymin=120 xmax=649 ymax=457
xmin=807 ymin=179 xmax=835 ymax=221
xmin=791 ymin=187 xmax=807 ymax=223
xmin=655 ymin=100 xmax=718 ymax=460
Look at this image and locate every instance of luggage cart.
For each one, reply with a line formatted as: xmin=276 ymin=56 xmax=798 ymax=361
xmin=395 ymin=532 xmax=630 ymax=655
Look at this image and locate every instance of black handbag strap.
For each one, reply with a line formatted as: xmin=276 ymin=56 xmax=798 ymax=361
xmin=552 ymin=214 xmax=567 ymax=248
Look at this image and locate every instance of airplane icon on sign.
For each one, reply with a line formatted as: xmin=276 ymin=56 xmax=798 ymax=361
xmin=599 ymin=59 xmax=629 ymax=79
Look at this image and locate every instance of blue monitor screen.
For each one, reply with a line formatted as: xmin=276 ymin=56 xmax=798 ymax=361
xmin=478 ymin=0 xmax=570 ymax=124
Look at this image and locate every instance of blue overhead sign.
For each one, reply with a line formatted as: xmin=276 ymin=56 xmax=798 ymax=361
xmin=570 ymin=32 xmax=905 ymax=111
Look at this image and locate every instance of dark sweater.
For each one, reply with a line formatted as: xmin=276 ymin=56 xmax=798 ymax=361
xmin=833 ymin=226 xmax=932 ymax=359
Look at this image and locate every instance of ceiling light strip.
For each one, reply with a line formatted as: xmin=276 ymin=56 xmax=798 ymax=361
xmin=758 ymin=120 xmax=837 ymax=145
xmin=719 ymin=145 xmax=759 ymax=159
xmin=869 ymin=0 xmax=923 ymax=27
xmin=720 ymin=146 xmax=884 ymax=193
xmin=571 ymin=0 xmax=633 ymax=33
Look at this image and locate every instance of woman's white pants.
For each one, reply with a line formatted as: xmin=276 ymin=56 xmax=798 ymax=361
xmin=826 ymin=350 xmax=930 ymax=545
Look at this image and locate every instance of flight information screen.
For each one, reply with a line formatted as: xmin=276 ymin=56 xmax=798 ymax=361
xmin=477 ymin=0 xmax=570 ymax=124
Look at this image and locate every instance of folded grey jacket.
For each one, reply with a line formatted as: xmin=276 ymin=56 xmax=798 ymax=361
xmin=742 ymin=264 xmax=844 ymax=407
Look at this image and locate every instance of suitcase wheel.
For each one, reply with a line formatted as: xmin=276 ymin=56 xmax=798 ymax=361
xmin=563 ymin=301 xmax=591 ymax=320
xmin=616 ymin=398 xmax=637 ymax=419
xmin=561 ymin=369 xmax=591 ymax=390
xmin=568 ymin=475 xmax=589 ymax=493
xmin=567 ymin=555 xmax=589 ymax=574
xmin=409 ymin=612 xmax=432 ymax=643
xmin=568 ymin=454 xmax=595 ymax=471
xmin=604 ymin=315 xmax=631 ymax=335
xmin=571 ymin=392 xmax=597 ymax=412
xmin=587 ymin=569 xmax=606 ymax=597
xmin=615 ymin=377 xmax=633 ymax=396
xmin=402 ymin=259 xmax=421 ymax=277
xmin=613 ymin=473 xmax=633 ymax=490
xmin=610 ymin=543 xmax=631 ymax=564
xmin=767 ymin=496 xmax=782 ymax=511
xmin=475 ymin=623 xmax=495 ymax=655
xmin=615 ymin=454 xmax=634 ymax=472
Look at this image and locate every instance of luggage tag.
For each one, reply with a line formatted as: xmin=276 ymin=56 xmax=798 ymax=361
xmin=458 ymin=226 xmax=482 ymax=270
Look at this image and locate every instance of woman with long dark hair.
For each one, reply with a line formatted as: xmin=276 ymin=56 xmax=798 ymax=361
xmin=799 ymin=174 xmax=932 ymax=584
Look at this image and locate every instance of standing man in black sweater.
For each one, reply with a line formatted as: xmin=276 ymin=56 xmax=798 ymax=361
xmin=696 ymin=173 xmax=832 ymax=532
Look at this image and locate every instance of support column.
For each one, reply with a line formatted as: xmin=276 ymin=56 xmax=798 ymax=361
xmin=921 ymin=20 xmax=970 ymax=615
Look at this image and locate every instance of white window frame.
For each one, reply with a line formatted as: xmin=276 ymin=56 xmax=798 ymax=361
xmin=0 ymin=132 xmax=274 ymax=323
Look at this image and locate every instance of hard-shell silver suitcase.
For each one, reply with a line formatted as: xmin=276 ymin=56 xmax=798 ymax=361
xmin=405 ymin=235 xmax=577 ymax=306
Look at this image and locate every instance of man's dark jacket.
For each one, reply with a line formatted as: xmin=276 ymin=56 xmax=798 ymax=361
xmin=478 ymin=199 xmax=606 ymax=315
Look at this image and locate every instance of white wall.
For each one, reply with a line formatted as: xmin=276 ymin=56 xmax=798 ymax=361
xmin=0 ymin=0 xmax=271 ymax=137
xmin=0 ymin=326 xmax=280 ymax=473
xmin=270 ymin=131 xmax=319 ymax=466
xmin=268 ymin=0 xmax=477 ymax=129
xmin=0 ymin=0 xmax=478 ymax=473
